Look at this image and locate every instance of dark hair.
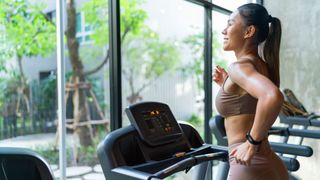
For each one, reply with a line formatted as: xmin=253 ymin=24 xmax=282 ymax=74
xmin=238 ymin=3 xmax=282 ymax=87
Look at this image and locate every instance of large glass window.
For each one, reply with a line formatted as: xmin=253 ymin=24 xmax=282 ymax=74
xmin=120 ymin=0 xmax=205 ymax=139
xmin=0 ymin=0 xmax=59 ymax=176
xmin=0 ymin=0 xmax=109 ymax=179
xmin=58 ymin=0 xmax=110 ymax=179
xmin=119 ymin=2 xmax=205 ymax=178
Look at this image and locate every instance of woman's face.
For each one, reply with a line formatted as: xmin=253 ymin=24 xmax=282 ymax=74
xmin=221 ymin=11 xmax=246 ymax=51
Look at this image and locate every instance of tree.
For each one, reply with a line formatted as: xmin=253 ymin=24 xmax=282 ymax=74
xmin=182 ymin=29 xmax=227 ymax=95
xmin=83 ymin=0 xmax=180 ymax=105
xmin=80 ymin=0 xmax=148 ymax=75
xmin=122 ymin=28 xmax=180 ymax=104
xmin=0 ymin=0 xmax=56 ymax=122
xmin=65 ymin=0 xmax=149 ymax=146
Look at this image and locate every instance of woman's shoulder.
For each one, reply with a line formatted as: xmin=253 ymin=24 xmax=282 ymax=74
xmin=228 ymin=59 xmax=257 ymax=75
xmin=226 ymin=59 xmax=258 ymax=94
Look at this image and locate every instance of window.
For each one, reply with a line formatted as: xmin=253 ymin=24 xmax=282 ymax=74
xmin=120 ymin=0 xmax=205 ymax=138
xmin=39 ymin=70 xmax=55 ymax=81
xmin=0 ymin=0 xmax=110 ymax=179
xmin=76 ymin=12 xmax=93 ymax=44
xmin=46 ymin=10 xmax=56 ymax=22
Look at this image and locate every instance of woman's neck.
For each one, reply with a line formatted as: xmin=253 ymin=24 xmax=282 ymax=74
xmin=234 ymin=42 xmax=259 ymax=60
xmin=234 ymin=48 xmax=259 ymax=60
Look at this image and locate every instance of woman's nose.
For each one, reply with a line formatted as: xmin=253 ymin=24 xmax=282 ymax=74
xmin=221 ymin=28 xmax=226 ymax=35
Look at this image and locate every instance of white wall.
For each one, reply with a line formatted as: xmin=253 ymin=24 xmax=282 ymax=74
xmin=265 ymin=1 xmax=320 ymax=179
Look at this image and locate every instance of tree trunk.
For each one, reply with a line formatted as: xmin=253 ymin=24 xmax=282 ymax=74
xmin=66 ymin=0 xmax=93 ymax=147
xmin=72 ymin=77 xmax=93 ymax=146
xmin=16 ymin=56 xmax=31 ymax=125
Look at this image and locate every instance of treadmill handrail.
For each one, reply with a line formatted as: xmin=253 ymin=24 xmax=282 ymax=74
xmin=280 ymin=115 xmax=320 ymax=127
xmin=270 ymin=142 xmax=313 ymax=157
xmin=148 ymin=151 xmax=227 ymax=180
xmin=270 ymin=126 xmax=320 ymax=139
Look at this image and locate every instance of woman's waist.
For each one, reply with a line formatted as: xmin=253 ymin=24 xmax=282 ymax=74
xmin=225 ymin=115 xmax=254 ymax=145
xmin=228 ymin=138 xmax=270 ymax=155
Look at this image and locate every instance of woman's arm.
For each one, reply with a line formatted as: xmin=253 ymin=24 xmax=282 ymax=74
xmin=228 ymin=60 xmax=283 ymax=165
xmin=228 ymin=61 xmax=283 ymax=141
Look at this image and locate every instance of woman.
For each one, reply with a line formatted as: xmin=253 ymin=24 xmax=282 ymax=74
xmin=213 ymin=3 xmax=289 ymax=180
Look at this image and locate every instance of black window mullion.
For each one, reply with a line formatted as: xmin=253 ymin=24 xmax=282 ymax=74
xmin=185 ymin=0 xmax=232 ymax=15
xmin=203 ymin=4 xmax=213 ymax=180
xmin=204 ymin=7 xmax=212 ymax=145
xmin=109 ymin=0 xmax=122 ymax=130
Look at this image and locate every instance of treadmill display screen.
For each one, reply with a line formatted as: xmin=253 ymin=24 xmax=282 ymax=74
xmin=126 ymin=102 xmax=183 ymax=146
xmin=142 ymin=110 xmax=174 ymax=134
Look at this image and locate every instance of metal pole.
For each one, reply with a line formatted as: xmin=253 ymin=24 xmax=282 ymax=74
xmin=56 ymin=0 xmax=66 ymax=179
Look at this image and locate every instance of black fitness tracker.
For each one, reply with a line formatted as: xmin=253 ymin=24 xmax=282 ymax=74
xmin=246 ymin=132 xmax=262 ymax=145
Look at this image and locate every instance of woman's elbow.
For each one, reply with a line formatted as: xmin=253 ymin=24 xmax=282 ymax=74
xmin=266 ymin=88 xmax=284 ymax=106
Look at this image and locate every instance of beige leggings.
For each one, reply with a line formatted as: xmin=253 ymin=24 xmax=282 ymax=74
xmin=228 ymin=141 xmax=289 ymax=180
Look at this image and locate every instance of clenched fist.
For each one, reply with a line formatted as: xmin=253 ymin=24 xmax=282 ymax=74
xmin=212 ymin=65 xmax=228 ymax=87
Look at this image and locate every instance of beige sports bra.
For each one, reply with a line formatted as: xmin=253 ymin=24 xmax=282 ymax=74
xmin=215 ymin=76 xmax=257 ymax=117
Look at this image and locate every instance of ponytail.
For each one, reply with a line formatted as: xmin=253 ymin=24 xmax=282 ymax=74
xmin=263 ymin=17 xmax=282 ymax=87
xmin=237 ymin=4 xmax=282 ymax=87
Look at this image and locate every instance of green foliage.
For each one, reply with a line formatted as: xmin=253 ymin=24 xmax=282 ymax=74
xmin=77 ymin=127 xmax=109 ymax=165
xmin=34 ymin=144 xmax=73 ymax=165
xmin=83 ymin=0 xmax=179 ymax=102
xmin=164 ymin=175 xmax=176 ymax=180
xmin=123 ymin=27 xmax=180 ymax=81
xmin=32 ymin=74 xmax=57 ymax=112
xmin=87 ymin=77 xmax=108 ymax=111
xmin=82 ymin=0 xmax=147 ymax=46
xmin=34 ymin=127 xmax=107 ymax=166
xmin=81 ymin=0 xmax=181 ymax=105
xmin=182 ymin=28 xmax=227 ymax=92
xmin=0 ymin=26 xmax=14 ymax=72
xmin=77 ymin=143 xmax=99 ymax=166
xmin=120 ymin=0 xmax=147 ymax=36
xmin=0 ymin=75 xmax=19 ymax=110
xmin=145 ymin=38 xmax=180 ymax=78
xmin=34 ymin=145 xmax=59 ymax=165
xmin=0 ymin=0 xmax=56 ymax=59
xmin=82 ymin=0 xmax=108 ymax=46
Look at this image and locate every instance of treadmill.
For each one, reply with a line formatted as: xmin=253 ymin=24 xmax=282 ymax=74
xmin=97 ymin=102 xmax=228 ymax=180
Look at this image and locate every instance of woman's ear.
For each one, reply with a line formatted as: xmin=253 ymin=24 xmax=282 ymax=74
xmin=244 ymin=25 xmax=256 ymax=39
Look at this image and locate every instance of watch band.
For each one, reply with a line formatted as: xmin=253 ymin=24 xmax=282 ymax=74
xmin=246 ymin=132 xmax=262 ymax=145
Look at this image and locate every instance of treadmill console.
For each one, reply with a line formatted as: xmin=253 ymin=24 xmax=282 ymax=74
xmin=125 ymin=102 xmax=183 ymax=146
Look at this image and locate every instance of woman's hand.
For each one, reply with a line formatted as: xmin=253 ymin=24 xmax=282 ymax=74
xmin=229 ymin=141 xmax=259 ymax=166
xmin=212 ymin=65 xmax=228 ymax=86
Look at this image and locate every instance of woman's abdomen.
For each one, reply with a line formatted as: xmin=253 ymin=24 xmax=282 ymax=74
xmin=225 ymin=114 xmax=254 ymax=145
